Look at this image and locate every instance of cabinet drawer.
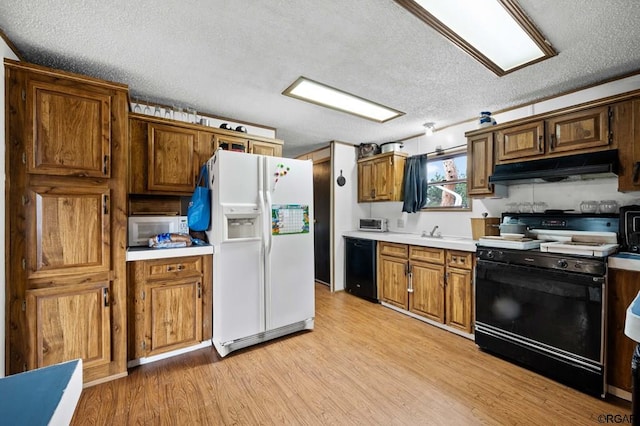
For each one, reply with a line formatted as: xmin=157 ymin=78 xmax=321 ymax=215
xmin=378 ymin=242 xmax=408 ymax=259
xmin=410 ymin=246 xmax=445 ymax=264
xmin=144 ymin=256 xmax=203 ymax=280
xmin=446 ymin=250 xmax=473 ymax=270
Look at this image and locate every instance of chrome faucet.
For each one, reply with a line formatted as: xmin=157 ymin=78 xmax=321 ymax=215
xmin=421 ymin=226 xmax=441 ymax=238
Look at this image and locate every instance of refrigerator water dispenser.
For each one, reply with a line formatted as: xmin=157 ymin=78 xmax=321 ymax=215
xmin=223 ymin=205 xmax=261 ymax=240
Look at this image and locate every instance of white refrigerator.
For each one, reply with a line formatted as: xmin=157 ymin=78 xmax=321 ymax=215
xmin=206 ymin=149 xmax=315 ymax=357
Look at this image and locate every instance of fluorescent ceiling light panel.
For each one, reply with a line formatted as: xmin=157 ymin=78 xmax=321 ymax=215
xmin=396 ymin=0 xmax=556 ymax=75
xmin=283 ymin=77 xmax=404 ymax=122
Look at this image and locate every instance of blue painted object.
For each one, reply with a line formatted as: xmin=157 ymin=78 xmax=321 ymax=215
xmin=632 ymin=292 xmax=640 ymax=316
xmin=0 ymin=359 xmax=82 ymax=425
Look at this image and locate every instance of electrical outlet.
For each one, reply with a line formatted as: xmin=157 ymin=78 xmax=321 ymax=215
xmin=397 ymin=218 xmax=405 ymax=228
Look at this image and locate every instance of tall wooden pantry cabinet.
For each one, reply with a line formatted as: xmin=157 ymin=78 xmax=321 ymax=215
xmin=5 ymin=59 xmax=129 ymax=384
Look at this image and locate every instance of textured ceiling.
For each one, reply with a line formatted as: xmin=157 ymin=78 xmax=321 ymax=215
xmin=2 ymin=0 xmax=640 ymax=156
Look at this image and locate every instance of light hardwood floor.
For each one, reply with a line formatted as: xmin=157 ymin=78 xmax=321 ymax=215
xmin=72 ymin=284 xmax=631 ymax=425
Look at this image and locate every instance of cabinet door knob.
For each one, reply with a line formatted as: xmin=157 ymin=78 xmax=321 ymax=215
xmin=167 ymin=266 xmax=175 ymax=272
xmin=177 ymin=264 xmax=184 ymax=271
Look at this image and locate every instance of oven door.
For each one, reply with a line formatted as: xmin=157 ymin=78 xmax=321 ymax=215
xmin=475 ymin=259 xmax=605 ymax=396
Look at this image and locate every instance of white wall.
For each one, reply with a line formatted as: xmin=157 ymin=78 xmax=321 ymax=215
xmin=365 ymin=74 xmax=640 ymax=239
xmin=1 ymin=47 xmax=20 ymax=377
xmin=331 ymin=141 xmax=366 ymax=291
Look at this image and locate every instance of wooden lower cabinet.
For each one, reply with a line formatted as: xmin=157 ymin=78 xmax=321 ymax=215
xmin=607 ymin=268 xmax=640 ymax=393
xmin=410 ymin=260 xmax=445 ymax=322
xmin=445 ymin=266 xmax=473 ymax=333
xmin=128 ymin=255 xmax=212 ymax=359
xmin=26 ymin=281 xmax=111 ymax=370
xmin=379 ymin=252 xmax=408 ymax=309
xmin=378 ymin=242 xmax=474 ymax=334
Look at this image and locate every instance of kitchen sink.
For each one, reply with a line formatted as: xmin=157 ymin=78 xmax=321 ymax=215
xmin=402 ymin=234 xmax=467 ymax=241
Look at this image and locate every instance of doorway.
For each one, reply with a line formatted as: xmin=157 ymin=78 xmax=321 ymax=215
xmin=313 ymin=158 xmax=331 ymax=285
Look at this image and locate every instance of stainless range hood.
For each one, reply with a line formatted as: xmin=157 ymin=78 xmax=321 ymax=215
xmin=488 ymin=150 xmax=619 ymax=185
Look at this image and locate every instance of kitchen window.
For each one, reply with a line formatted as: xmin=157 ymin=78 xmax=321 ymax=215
xmin=423 ymin=150 xmax=469 ymax=210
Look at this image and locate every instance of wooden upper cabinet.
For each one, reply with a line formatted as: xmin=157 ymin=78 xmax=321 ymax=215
xmin=371 ymin=156 xmax=392 ymax=201
xmin=213 ymin=133 xmax=283 ymax=157
xmin=26 ymin=281 xmax=111 ymax=370
xmin=467 ymin=131 xmax=495 ymax=196
xmin=148 ymin=123 xmax=198 ymax=192
xmin=358 ymin=160 xmax=375 ymax=202
xmin=25 ymin=182 xmax=110 ymax=278
xmin=250 ymin=140 xmax=282 ymax=157
xmin=617 ymin=100 xmax=640 ymax=192
xmin=198 ymin=130 xmax=217 ymax=159
xmin=546 ymin=106 xmax=610 ymax=153
xmin=26 ymin=79 xmax=112 ymax=178
xmin=214 ymin=133 xmax=249 ymax=153
xmin=130 ymin=116 xmax=283 ymax=194
xmin=357 ymin=152 xmax=407 ymax=202
xmin=496 ymin=120 xmax=545 ymax=161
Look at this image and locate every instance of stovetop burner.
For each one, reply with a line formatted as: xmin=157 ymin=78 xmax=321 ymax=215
xmin=476 ymin=211 xmax=618 ymax=275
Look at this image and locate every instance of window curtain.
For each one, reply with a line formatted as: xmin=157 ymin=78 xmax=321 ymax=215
xmin=402 ymin=154 xmax=428 ymax=213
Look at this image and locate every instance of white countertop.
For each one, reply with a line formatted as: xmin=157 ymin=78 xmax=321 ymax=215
xmin=126 ymin=244 xmax=214 ymax=261
xmin=608 ymin=252 xmax=640 ymax=272
xmin=343 ymin=231 xmax=477 ymax=252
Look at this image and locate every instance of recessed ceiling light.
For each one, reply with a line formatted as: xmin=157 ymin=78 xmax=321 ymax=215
xmin=395 ymin=0 xmax=556 ymax=76
xmin=282 ymin=77 xmax=405 ymax=122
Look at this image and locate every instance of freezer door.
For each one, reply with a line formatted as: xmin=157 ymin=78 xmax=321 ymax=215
xmin=209 ymin=150 xmax=267 ymax=348
xmin=207 ymin=150 xmax=262 ymax=246
xmin=212 ymin=150 xmax=261 ymax=205
xmin=263 ymin=156 xmax=315 ymax=330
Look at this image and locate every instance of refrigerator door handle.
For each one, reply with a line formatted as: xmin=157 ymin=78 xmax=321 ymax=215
xmin=265 ymin=190 xmax=274 ymax=255
xmin=258 ymin=190 xmax=267 ymax=251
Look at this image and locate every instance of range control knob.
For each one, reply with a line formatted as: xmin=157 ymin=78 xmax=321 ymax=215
xmin=557 ymin=259 xmax=568 ymax=269
xmin=486 ymin=250 xmax=495 ymax=259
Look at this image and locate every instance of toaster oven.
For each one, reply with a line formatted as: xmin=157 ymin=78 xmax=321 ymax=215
xmin=358 ymin=218 xmax=388 ymax=232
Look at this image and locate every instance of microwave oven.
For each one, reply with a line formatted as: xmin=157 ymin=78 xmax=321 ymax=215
xmin=358 ymin=218 xmax=388 ymax=232
xmin=128 ymin=216 xmax=189 ymax=247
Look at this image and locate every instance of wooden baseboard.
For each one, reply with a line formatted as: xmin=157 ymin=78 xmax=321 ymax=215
xmin=607 ymin=385 xmax=632 ymax=401
xmin=380 ymin=301 xmax=475 ymax=340
xmin=127 ymin=340 xmax=212 ymax=368
xmin=83 ymin=371 xmax=128 ymax=388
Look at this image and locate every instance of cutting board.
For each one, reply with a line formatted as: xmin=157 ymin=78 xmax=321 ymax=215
xmin=540 ymin=242 xmax=619 ymax=257
xmin=478 ymin=238 xmax=543 ymax=250
xmin=529 ymin=230 xmax=617 ymax=243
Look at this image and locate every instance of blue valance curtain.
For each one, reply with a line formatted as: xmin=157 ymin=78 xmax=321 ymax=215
xmin=402 ymin=154 xmax=428 ymax=213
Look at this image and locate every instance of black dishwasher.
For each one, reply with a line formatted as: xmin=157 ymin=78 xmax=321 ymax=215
xmin=345 ymin=237 xmax=378 ymax=303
